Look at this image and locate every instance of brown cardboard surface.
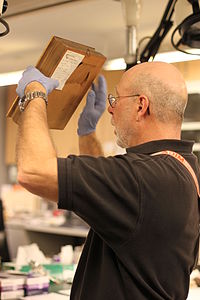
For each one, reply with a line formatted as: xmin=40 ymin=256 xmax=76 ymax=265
xmin=7 ymin=36 xmax=106 ymax=129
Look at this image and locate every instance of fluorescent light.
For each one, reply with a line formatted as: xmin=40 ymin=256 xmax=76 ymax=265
xmin=103 ymin=49 xmax=200 ymax=70
xmin=0 ymin=70 xmax=23 ymax=87
xmin=181 ymin=122 xmax=200 ymax=131
xmin=103 ymin=58 xmax=126 ymax=71
xmin=1 ymin=49 xmax=200 ymax=80
xmin=154 ymin=50 xmax=200 ymax=63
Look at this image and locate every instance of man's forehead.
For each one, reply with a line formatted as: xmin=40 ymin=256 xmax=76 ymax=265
xmin=117 ymin=70 xmax=136 ymax=92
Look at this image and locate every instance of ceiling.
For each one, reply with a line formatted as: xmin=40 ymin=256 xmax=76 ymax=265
xmin=0 ymin=0 xmax=193 ymax=73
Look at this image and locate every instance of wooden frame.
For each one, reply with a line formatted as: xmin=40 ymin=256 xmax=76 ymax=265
xmin=7 ymin=36 xmax=106 ymax=129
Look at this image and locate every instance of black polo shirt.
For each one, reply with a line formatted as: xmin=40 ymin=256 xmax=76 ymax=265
xmin=58 ymin=139 xmax=200 ymax=300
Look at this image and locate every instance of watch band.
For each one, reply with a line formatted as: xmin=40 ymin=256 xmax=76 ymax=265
xmin=18 ymin=91 xmax=48 ymax=112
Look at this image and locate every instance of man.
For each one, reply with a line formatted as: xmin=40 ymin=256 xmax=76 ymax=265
xmin=16 ymin=62 xmax=200 ymax=300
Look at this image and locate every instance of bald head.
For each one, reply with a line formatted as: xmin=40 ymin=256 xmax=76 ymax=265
xmin=120 ymin=61 xmax=188 ymax=124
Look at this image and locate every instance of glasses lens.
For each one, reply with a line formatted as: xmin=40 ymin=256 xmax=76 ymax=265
xmin=108 ymin=94 xmax=115 ymax=107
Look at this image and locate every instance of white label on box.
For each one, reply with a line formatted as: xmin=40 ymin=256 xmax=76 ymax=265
xmin=51 ymin=50 xmax=85 ymax=90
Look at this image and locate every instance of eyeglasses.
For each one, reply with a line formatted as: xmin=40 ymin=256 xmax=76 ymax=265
xmin=108 ymin=93 xmax=140 ymax=108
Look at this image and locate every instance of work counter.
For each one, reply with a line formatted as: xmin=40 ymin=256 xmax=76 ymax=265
xmin=5 ymin=216 xmax=89 ymax=260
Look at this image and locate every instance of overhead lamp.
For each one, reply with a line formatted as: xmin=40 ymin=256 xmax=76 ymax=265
xmin=116 ymin=0 xmax=200 ymax=70
xmin=0 ymin=70 xmax=23 ymax=87
xmin=172 ymin=0 xmax=200 ymax=54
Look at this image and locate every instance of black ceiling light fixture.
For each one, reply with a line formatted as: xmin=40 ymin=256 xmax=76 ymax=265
xmin=0 ymin=0 xmax=9 ymax=37
xmin=123 ymin=0 xmax=200 ymax=70
xmin=171 ymin=0 xmax=200 ymax=53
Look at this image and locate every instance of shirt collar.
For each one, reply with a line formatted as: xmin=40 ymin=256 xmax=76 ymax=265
xmin=126 ymin=139 xmax=194 ymax=155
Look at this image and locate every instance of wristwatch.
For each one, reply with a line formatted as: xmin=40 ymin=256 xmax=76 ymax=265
xmin=18 ymin=91 xmax=48 ymax=112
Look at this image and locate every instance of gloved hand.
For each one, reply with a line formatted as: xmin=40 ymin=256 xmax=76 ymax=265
xmin=16 ymin=66 xmax=59 ymax=98
xmin=77 ymin=75 xmax=107 ymax=136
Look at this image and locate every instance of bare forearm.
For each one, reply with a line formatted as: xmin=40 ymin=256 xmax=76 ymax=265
xmin=79 ymin=132 xmax=104 ymax=157
xmin=17 ymin=82 xmax=58 ymax=201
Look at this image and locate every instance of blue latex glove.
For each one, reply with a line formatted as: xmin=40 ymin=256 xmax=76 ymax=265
xmin=16 ymin=66 xmax=59 ymax=98
xmin=77 ymin=75 xmax=107 ymax=136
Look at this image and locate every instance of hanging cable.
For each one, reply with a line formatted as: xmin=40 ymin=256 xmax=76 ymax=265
xmin=0 ymin=0 xmax=9 ymax=37
xmin=139 ymin=0 xmax=178 ymax=63
xmin=0 ymin=17 xmax=9 ymax=37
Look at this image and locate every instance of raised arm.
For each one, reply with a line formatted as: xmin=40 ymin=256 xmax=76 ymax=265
xmin=77 ymin=75 xmax=107 ymax=157
xmin=16 ymin=66 xmax=59 ymax=201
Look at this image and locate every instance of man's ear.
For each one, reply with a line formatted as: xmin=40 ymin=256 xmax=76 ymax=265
xmin=137 ymin=95 xmax=150 ymax=119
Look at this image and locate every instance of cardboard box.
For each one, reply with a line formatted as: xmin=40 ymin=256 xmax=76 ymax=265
xmin=7 ymin=36 xmax=106 ymax=129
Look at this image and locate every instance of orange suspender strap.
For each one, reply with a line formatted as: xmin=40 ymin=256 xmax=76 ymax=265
xmin=151 ymin=150 xmax=200 ymax=198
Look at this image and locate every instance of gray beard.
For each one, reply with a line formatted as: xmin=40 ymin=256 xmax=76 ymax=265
xmin=115 ymin=132 xmax=128 ymax=149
